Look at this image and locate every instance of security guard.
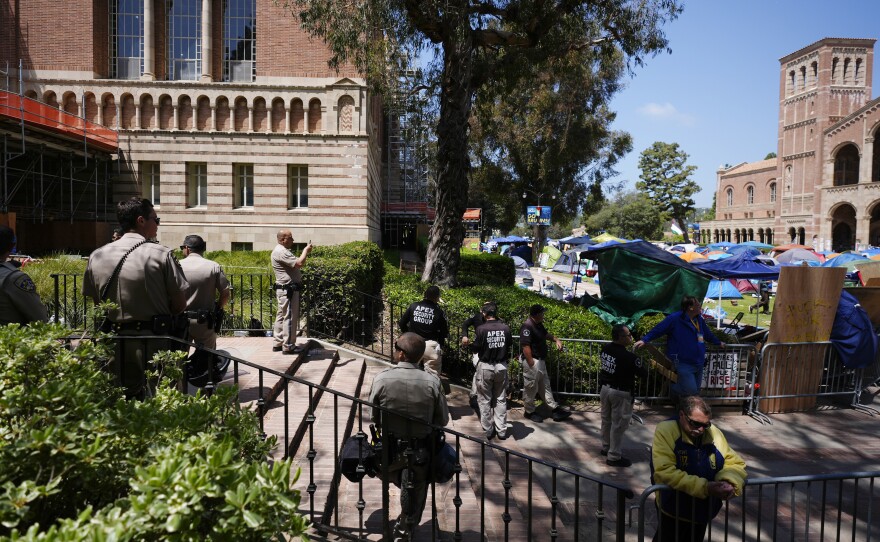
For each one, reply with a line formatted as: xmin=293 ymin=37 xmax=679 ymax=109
xmin=0 ymin=225 xmax=48 ymax=326
xmin=470 ymin=302 xmax=512 ymax=440
xmin=520 ymin=304 xmax=571 ymax=423
xmin=179 ymin=234 xmax=230 ymax=350
xmin=599 ymin=324 xmax=648 ymax=467
xmin=271 ymin=229 xmax=312 ymax=354
xmin=370 ymin=332 xmax=449 ymax=541
xmin=398 ymin=285 xmax=449 ymax=379
xmin=83 ymin=197 xmax=189 ymax=399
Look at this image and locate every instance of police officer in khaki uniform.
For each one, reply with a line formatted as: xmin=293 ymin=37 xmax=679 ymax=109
xmin=370 ymin=332 xmax=449 ymax=541
xmin=520 ymin=304 xmax=572 ymax=423
xmin=271 ymin=229 xmax=312 ymax=354
xmin=83 ymin=197 xmax=189 ymax=399
xmin=179 ymin=235 xmax=230 ymax=350
xmin=0 ymin=226 xmax=48 ymax=326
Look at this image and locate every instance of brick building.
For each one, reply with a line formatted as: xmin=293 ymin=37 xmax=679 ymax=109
xmin=702 ymin=37 xmax=880 ymax=252
xmin=0 ymin=0 xmax=409 ymax=254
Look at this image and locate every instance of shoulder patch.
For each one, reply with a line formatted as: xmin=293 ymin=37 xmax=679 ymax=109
xmin=635 ymin=358 xmax=643 ymax=368
xmin=522 ymin=329 xmax=530 ymax=337
xmin=13 ymin=274 xmax=37 ymax=293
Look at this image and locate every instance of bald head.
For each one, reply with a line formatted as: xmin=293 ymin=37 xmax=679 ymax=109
xmin=277 ymin=229 xmax=294 ymax=249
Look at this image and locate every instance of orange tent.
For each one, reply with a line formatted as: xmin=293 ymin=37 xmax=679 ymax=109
xmin=678 ymin=252 xmax=706 ymax=262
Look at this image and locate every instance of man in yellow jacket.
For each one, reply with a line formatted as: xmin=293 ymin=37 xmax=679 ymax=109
xmin=650 ymin=395 xmax=747 ymax=541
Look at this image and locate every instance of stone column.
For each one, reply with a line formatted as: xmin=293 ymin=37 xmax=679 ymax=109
xmin=142 ymin=0 xmax=155 ymax=81
xmin=284 ymin=106 xmax=291 ymax=133
xmin=304 ymin=109 xmax=310 ymax=134
xmin=200 ymin=0 xmax=213 ymax=82
xmin=210 ymin=106 xmax=216 ymax=132
xmin=861 ymin=136 xmax=874 ymax=184
xmin=173 ymin=105 xmax=179 ymax=130
xmin=248 ymin=107 xmax=255 ymax=132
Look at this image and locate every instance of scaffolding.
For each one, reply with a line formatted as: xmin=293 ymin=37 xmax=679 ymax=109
xmin=381 ymin=68 xmax=433 ymax=249
xmin=1 ymin=61 xmax=119 ymax=255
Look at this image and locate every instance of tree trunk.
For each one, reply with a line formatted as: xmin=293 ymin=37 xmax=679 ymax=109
xmin=421 ymin=35 xmax=474 ymax=287
xmin=676 ymin=215 xmax=691 ymax=244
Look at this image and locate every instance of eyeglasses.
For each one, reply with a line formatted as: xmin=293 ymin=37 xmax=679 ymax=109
xmin=684 ymin=414 xmax=712 ymax=430
xmin=179 ymin=245 xmax=188 ymax=251
xmin=145 ymin=215 xmax=160 ymax=225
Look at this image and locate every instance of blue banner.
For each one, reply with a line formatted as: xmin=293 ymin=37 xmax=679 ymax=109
xmin=526 ymin=205 xmax=551 ymax=226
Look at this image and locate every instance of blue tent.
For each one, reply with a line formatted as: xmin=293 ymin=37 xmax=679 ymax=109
xmin=821 ymin=252 xmax=867 ymax=267
xmin=726 ymin=245 xmax=761 ymax=258
xmin=692 ymin=252 xmax=780 ymax=279
xmin=831 ymin=290 xmax=878 ymax=368
xmin=705 ymin=279 xmax=743 ymax=299
xmin=509 ymin=244 xmax=533 ymax=265
xmin=708 ymin=241 xmax=736 ymax=249
xmin=560 ymin=235 xmax=593 ymax=246
xmin=738 ymin=240 xmax=774 ymax=250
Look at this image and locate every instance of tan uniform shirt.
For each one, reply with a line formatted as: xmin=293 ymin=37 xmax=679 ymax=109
xmin=271 ymin=243 xmax=301 ymax=286
xmin=369 ymin=362 xmax=450 ymax=439
xmin=0 ymin=262 xmax=49 ymax=325
xmin=82 ymin=233 xmax=189 ymax=321
xmin=180 ymin=253 xmax=229 ymax=311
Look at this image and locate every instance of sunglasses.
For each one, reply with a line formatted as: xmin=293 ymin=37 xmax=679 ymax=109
xmin=179 ymin=245 xmax=188 ymax=251
xmin=145 ymin=215 xmax=160 ymax=224
xmin=393 ymin=343 xmax=403 ymax=352
xmin=684 ymin=414 xmax=712 ymax=430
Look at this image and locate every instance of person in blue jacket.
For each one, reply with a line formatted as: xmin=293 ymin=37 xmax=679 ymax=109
xmin=634 ymin=295 xmax=725 ymax=397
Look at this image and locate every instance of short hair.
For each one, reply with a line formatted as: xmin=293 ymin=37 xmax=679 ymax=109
xmin=529 ymin=304 xmax=546 ymax=317
xmin=611 ymin=324 xmax=629 ymax=341
xmin=0 ymin=225 xmax=14 ymax=254
xmin=396 ymin=332 xmax=426 ymax=363
xmin=117 ymin=197 xmax=153 ymax=231
xmin=112 ymin=226 xmax=125 ymax=237
xmin=182 ymin=234 xmax=206 ymax=253
xmin=424 ymin=285 xmax=441 ymax=301
xmin=680 ymin=395 xmax=711 ymax=418
xmin=481 ymin=302 xmax=497 ymax=317
xmin=680 ymin=295 xmax=700 ymax=312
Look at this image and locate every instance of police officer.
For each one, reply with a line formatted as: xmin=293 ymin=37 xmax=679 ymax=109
xmin=470 ymin=302 xmax=512 ymax=440
xmin=599 ymin=324 xmax=648 ymax=467
xmin=0 ymin=225 xmax=48 ymax=326
xmin=370 ymin=332 xmax=449 ymax=541
xmin=83 ymin=197 xmax=189 ymax=399
xmin=271 ymin=229 xmax=312 ymax=354
xmin=520 ymin=304 xmax=571 ymax=423
xmin=398 ymin=285 xmax=449 ymax=379
xmin=179 ymin=234 xmax=230 ymax=350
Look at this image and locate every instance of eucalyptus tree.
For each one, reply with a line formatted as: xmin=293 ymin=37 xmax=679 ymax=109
xmin=286 ymin=0 xmax=683 ymax=285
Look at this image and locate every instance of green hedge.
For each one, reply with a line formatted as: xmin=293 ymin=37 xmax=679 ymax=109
xmin=456 ymin=252 xmax=516 ymax=287
xmin=0 ymin=323 xmax=307 ymax=540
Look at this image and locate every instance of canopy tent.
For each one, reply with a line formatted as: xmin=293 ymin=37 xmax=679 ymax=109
xmin=678 ymin=251 xmax=706 ymax=262
xmin=592 ymin=232 xmax=626 ymax=244
xmin=539 ymin=245 xmax=563 ymax=268
xmin=583 ymin=240 xmax=713 ymax=327
xmin=705 ymin=279 xmax=743 ymax=299
xmin=491 ymin=235 xmax=530 ymax=244
xmin=708 ymin=241 xmax=736 ymax=250
xmin=738 ymin=240 xmax=774 ymax=250
xmin=559 ymin=234 xmax=593 ymax=246
xmin=551 ymin=248 xmax=588 ymax=274
xmin=509 ymin=243 xmax=533 ymax=265
xmin=691 ymin=252 xmax=780 ymax=280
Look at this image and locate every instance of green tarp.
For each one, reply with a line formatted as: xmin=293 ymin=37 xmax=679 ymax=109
xmin=540 ymin=245 xmax=563 ymax=268
xmin=586 ymin=242 xmax=711 ymax=328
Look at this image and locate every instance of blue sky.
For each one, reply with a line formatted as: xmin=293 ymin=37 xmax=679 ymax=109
xmin=608 ymin=0 xmax=880 ymax=208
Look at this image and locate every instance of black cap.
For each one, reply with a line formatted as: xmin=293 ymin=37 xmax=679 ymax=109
xmin=530 ymin=304 xmax=547 ymax=316
xmin=182 ymin=234 xmax=206 ymax=252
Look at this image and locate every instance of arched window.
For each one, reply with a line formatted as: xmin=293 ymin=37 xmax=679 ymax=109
xmin=747 ymin=186 xmax=754 ymax=204
xmin=799 ymin=66 xmax=807 ymax=90
xmin=726 ymin=188 xmax=733 ymax=207
xmin=855 ymin=58 xmax=863 ymax=85
xmin=769 ymin=182 xmax=777 ymax=203
xmin=843 ymin=58 xmax=851 ymax=85
xmin=832 ymin=58 xmax=839 ymax=84
xmin=290 ymin=99 xmax=304 ymax=133
xmin=834 ymin=144 xmax=860 ymax=186
xmin=811 ymin=62 xmax=818 ymax=86
xmin=788 ymin=70 xmax=796 ymax=95
xmin=140 ymin=94 xmax=155 ymax=129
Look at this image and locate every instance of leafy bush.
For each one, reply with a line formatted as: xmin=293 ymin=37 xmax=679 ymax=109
xmin=0 ymin=323 xmax=308 ymax=540
xmin=456 ymin=252 xmax=515 ymax=287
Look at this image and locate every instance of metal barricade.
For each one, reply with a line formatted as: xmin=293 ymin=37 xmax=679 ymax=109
xmin=636 ymin=471 xmax=880 ymax=541
xmin=749 ymin=341 xmax=880 ymax=424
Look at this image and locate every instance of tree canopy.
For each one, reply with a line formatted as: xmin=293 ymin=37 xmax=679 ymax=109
xmin=584 ymin=190 xmax=664 ymax=240
xmin=636 ymin=141 xmax=699 ymax=243
xmin=287 ymin=0 xmax=683 ymax=285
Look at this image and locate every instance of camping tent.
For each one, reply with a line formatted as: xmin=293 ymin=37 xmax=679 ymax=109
xmin=705 ymin=279 xmax=743 ymax=299
xmin=582 ymin=240 xmax=713 ymax=326
xmin=776 ymin=248 xmax=821 ymax=264
xmin=592 ymin=232 xmax=626 ymax=244
xmin=539 ymin=245 xmax=563 ymax=269
xmin=692 ymin=252 xmax=780 ymax=280
xmin=509 ymin=244 xmax=533 ymax=265
xmin=559 ymin=234 xmax=593 ymax=246
xmin=551 ymin=249 xmax=587 ymax=274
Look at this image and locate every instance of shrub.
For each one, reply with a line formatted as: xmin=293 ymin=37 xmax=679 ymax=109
xmin=456 ymin=252 xmax=515 ymax=287
xmin=0 ymin=323 xmax=308 ymax=540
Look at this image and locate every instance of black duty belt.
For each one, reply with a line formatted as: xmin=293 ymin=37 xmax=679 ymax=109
xmin=601 ymin=383 xmax=632 ymax=393
xmin=113 ymin=320 xmax=154 ymax=332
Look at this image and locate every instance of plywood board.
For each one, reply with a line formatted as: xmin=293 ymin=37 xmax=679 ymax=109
xmin=844 ymin=287 xmax=880 ymax=328
xmin=767 ymin=266 xmax=845 ymax=343
xmin=854 ymin=260 xmax=880 ymax=286
xmin=763 ymin=266 xmax=844 ymax=412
